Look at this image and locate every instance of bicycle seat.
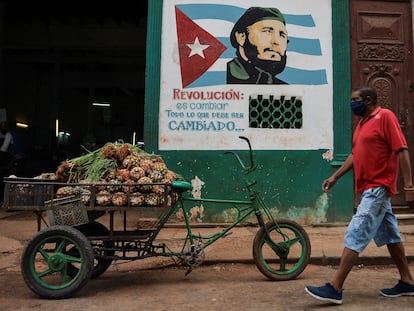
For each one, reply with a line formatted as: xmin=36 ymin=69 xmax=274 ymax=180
xmin=171 ymin=181 xmax=192 ymax=193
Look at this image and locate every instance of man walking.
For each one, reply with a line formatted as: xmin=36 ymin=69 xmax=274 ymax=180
xmin=305 ymin=86 xmax=414 ymax=305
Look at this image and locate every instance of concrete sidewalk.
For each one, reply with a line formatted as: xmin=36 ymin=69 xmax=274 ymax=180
xmin=1 ymin=210 xmax=414 ymax=267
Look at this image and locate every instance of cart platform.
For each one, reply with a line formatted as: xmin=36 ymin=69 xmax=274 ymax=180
xmin=2 ymin=177 xmax=176 ymax=227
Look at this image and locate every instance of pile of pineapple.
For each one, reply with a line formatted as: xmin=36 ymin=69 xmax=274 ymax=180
xmin=47 ymin=142 xmax=180 ymax=208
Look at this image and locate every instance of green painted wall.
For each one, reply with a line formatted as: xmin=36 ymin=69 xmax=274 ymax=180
xmin=159 ymin=150 xmax=352 ymax=224
xmin=145 ymin=0 xmax=354 ymax=224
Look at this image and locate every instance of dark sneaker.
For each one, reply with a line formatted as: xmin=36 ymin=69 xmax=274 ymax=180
xmin=305 ymin=283 xmax=343 ymax=305
xmin=380 ymin=280 xmax=414 ymax=297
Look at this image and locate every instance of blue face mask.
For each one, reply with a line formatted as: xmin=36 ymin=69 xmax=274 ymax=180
xmin=350 ymin=100 xmax=366 ymax=116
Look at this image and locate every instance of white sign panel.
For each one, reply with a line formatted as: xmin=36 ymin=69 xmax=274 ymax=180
xmin=160 ymin=0 xmax=333 ymax=150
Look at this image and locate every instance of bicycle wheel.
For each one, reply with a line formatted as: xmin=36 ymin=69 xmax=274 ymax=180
xmin=253 ymin=219 xmax=311 ymax=281
xmin=67 ymin=222 xmax=114 ymax=279
xmin=21 ymin=225 xmax=94 ymax=299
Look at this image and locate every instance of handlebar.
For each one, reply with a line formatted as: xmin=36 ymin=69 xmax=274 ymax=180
xmin=224 ymin=136 xmax=256 ymax=174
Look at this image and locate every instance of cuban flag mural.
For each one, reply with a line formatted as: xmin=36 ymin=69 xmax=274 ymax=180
xmin=159 ymin=0 xmax=333 ymax=150
xmin=175 ymin=3 xmax=327 ymax=88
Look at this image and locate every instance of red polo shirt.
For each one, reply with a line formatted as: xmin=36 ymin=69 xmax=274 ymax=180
xmin=352 ymin=107 xmax=407 ymax=196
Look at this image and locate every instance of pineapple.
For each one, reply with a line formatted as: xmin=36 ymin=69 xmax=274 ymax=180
xmin=164 ymin=170 xmax=177 ymax=182
xmin=129 ymin=166 xmax=145 ymax=181
xmin=116 ymin=168 xmax=130 ymax=182
xmin=148 ymin=170 xmax=164 ymax=182
xmin=35 ymin=172 xmax=58 ymax=180
xmin=122 ymin=179 xmax=135 ymax=193
xmin=56 ymin=186 xmax=75 ymax=198
xmin=106 ymin=179 xmax=122 ymax=193
xmin=137 ymin=176 xmax=153 ymax=193
xmin=79 ymin=189 xmax=91 ymax=205
xmin=96 ymin=190 xmax=112 ymax=206
xmin=101 ymin=143 xmax=117 ymax=160
xmin=116 ymin=143 xmax=131 ymax=162
xmin=103 ymin=169 xmax=117 ymax=181
xmin=112 ymin=192 xmax=128 ymax=207
xmin=96 ymin=179 xmax=108 ymax=192
xmin=78 ymin=179 xmax=92 ymax=190
xmin=55 ymin=160 xmax=72 ymax=182
xmin=130 ymin=192 xmax=145 ymax=207
xmin=144 ymin=193 xmax=160 ymax=206
xmin=122 ymin=154 xmax=140 ymax=169
xmin=139 ymin=157 xmax=154 ymax=174
xmin=152 ymin=184 xmax=166 ymax=195
xmin=153 ymin=161 xmax=167 ymax=172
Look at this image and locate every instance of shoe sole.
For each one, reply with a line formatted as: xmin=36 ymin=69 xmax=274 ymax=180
xmin=305 ymin=287 xmax=343 ymax=305
xmin=380 ymin=291 xmax=414 ymax=298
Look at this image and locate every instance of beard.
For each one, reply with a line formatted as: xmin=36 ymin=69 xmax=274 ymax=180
xmin=244 ymin=40 xmax=287 ymax=76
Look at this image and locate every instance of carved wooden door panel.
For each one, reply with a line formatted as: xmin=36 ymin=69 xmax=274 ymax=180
xmin=350 ymin=0 xmax=414 ymax=206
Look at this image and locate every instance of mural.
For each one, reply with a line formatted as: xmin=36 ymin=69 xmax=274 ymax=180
xmin=226 ymin=7 xmax=289 ymax=85
xmin=160 ymin=0 xmax=333 ymax=150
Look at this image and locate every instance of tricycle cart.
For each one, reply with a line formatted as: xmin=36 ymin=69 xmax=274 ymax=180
xmin=2 ymin=137 xmax=311 ymax=299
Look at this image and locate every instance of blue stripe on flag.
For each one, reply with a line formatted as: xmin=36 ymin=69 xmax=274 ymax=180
xmin=187 ymin=71 xmax=226 ymax=88
xmin=176 ymin=4 xmax=246 ymax=23
xmin=288 ymin=37 xmax=321 ymax=55
xmin=176 ymin=4 xmax=316 ymax=27
xmin=278 ymin=67 xmax=327 ymax=85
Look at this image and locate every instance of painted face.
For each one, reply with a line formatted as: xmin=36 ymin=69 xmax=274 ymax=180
xmin=246 ymin=19 xmax=288 ymax=61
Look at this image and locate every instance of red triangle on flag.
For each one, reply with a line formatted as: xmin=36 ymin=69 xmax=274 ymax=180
xmin=175 ymin=7 xmax=227 ymax=88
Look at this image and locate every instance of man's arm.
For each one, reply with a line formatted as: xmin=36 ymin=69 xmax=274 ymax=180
xmin=322 ymin=154 xmax=353 ymax=192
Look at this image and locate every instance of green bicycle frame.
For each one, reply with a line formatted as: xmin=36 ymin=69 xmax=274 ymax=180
xmin=142 ymin=136 xmax=291 ymax=258
xmin=145 ymin=186 xmax=285 ymax=258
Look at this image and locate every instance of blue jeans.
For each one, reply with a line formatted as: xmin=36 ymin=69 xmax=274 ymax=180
xmin=344 ymin=186 xmax=402 ymax=253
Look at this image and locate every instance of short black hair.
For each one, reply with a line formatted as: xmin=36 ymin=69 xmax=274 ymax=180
xmin=353 ymin=86 xmax=377 ymax=104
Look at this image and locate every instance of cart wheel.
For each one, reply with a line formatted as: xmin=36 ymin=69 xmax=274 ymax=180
xmin=253 ymin=219 xmax=311 ymax=281
xmin=67 ymin=222 xmax=114 ymax=279
xmin=21 ymin=225 xmax=94 ymax=299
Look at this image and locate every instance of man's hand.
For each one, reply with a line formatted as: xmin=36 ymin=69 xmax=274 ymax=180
xmin=322 ymin=176 xmax=337 ymax=192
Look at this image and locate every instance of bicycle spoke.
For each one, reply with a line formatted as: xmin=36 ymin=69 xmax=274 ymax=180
xmin=37 ymin=268 xmax=52 ymax=278
xmin=38 ymin=248 xmax=50 ymax=261
xmin=64 ymin=254 xmax=82 ymax=263
xmin=279 ymin=258 xmax=287 ymax=271
xmin=286 ymin=236 xmax=300 ymax=245
xmin=60 ymin=266 xmax=69 ymax=284
xmin=55 ymin=239 xmax=67 ymax=253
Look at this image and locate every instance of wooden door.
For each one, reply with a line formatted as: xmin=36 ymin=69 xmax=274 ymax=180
xmin=350 ymin=0 xmax=414 ymax=206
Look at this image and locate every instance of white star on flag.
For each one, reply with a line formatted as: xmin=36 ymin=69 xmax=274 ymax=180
xmin=186 ymin=37 xmax=209 ymax=58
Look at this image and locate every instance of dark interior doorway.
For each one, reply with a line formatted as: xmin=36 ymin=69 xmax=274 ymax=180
xmin=0 ymin=0 xmax=148 ymax=177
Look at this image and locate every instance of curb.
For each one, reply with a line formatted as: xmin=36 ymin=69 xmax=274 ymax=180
xmin=202 ymin=256 xmax=414 ymax=266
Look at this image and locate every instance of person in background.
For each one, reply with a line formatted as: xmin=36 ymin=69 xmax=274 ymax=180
xmin=305 ymin=86 xmax=414 ymax=305
xmin=0 ymin=121 xmax=13 ymax=166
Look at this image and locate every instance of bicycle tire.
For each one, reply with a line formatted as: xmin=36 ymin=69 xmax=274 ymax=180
xmin=253 ymin=219 xmax=311 ymax=281
xmin=21 ymin=225 xmax=94 ymax=299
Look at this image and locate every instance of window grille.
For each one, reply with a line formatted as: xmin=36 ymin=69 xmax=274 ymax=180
xmin=249 ymin=95 xmax=303 ymax=129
